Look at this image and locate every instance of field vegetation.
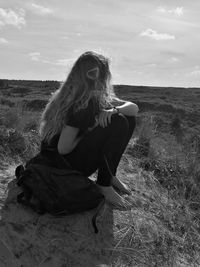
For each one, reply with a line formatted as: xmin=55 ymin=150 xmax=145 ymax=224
xmin=0 ymin=79 xmax=200 ymax=266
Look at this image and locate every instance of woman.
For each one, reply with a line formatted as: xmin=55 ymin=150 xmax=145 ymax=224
xmin=39 ymin=51 xmax=139 ymax=209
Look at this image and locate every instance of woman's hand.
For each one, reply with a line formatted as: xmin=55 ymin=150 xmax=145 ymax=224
xmin=96 ymin=108 xmax=117 ymax=128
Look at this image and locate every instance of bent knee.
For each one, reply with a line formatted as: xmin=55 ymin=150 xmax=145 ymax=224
xmin=110 ymin=113 xmax=129 ymax=133
xmin=125 ymin=115 xmax=136 ymax=131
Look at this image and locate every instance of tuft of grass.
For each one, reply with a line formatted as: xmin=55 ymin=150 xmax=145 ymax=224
xmin=170 ymin=114 xmax=184 ymax=143
xmin=0 ymin=106 xmax=41 ymax=166
xmin=22 ymin=99 xmax=47 ymax=111
xmin=0 ymin=97 xmax=15 ymax=107
xmin=127 ymin=114 xmax=157 ymax=159
xmin=110 ymin=167 xmax=200 ymax=267
xmin=115 ymin=114 xmax=200 ymax=266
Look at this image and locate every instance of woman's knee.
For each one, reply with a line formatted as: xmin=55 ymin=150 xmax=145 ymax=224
xmin=110 ymin=113 xmax=129 ymax=134
xmin=125 ymin=115 xmax=136 ymax=132
xmin=110 ymin=114 xmax=136 ymax=142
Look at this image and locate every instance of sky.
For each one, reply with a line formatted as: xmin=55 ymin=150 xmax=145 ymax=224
xmin=0 ymin=0 xmax=200 ymax=87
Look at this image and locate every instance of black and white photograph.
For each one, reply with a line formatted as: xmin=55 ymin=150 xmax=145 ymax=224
xmin=0 ymin=1 xmax=200 ymax=266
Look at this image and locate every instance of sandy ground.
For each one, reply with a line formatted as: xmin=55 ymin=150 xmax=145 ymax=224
xmin=0 ymin=165 xmax=115 ymax=267
xmin=0 ymin=165 xmax=23 ymax=266
xmin=0 ymin=165 xmax=16 ymax=218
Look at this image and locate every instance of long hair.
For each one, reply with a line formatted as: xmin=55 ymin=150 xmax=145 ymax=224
xmin=39 ymin=51 xmax=118 ymax=143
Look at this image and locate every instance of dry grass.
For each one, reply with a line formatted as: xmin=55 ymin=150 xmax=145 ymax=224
xmin=0 ymin=102 xmax=200 ymax=266
xmin=111 ymin=114 xmax=200 ymax=267
xmin=0 ymin=105 xmax=40 ymax=167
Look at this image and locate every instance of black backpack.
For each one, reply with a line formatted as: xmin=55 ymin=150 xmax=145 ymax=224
xmin=15 ymin=153 xmax=105 ymax=233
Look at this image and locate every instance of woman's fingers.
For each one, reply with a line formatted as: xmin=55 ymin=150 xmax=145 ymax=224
xmin=98 ymin=110 xmax=114 ymax=128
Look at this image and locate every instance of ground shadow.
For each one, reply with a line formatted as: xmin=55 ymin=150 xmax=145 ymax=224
xmin=0 ymin=179 xmax=114 ymax=267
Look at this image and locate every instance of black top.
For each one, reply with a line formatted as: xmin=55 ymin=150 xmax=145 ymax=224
xmin=38 ymin=99 xmax=116 ymax=169
xmin=66 ymin=99 xmax=98 ymax=134
xmin=41 ymin=99 xmax=99 ymax=151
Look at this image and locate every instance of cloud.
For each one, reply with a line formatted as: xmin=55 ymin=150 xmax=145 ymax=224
xmin=157 ymin=6 xmax=184 ymax=17
xmin=188 ymin=66 xmax=200 ymax=76
xmin=172 ymin=7 xmax=184 ymax=16
xmin=192 ymin=70 xmax=200 ymax=76
xmin=145 ymin=63 xmax=157 ymax=68
xmin=140 ymin=29 xmax=175 ymax=40
xmin=43 ymin=58 xmax=76 ymax=66
xmin=0 ymin=37 xmax=8 ymax=44
xmin=30 ymin=4 xmax=53 ymax=15
xmin=168 ymin=57 xmax=179 ymax=63
xmin=55 ymin=59 xmax=75 ymax=66
xmin=161 ymin=51 xmax=185 ymax=57
xmin=29 ymin=52 xmax=40 ymax=61
xmin=0 ymin=8 xmax=25 ymax=28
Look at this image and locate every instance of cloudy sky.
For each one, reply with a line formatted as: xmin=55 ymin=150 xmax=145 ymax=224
xmin=0 ymin=0 xmax=200 ymax=87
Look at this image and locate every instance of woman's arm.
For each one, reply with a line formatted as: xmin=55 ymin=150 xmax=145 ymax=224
xmin=57 ymin=125 xmax=81 ymax=155
xmin=114 ymin=101 xmax=139 ymax=116
xmin=96 ymin=101 xmax=139 ymax=128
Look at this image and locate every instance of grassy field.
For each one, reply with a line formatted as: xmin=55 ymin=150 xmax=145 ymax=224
xmin=0 ymin=79 xmax=200 ymax=266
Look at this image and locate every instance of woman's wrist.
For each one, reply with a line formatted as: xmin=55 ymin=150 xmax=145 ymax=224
xmin=113 ymin=106 xmax=120 ymax=114
xmin=112 ymin=102 xmax=139 ymax=116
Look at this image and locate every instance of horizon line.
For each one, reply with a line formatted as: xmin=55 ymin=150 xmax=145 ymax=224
xmin=0 ymin=78 xmax=200 ymax=90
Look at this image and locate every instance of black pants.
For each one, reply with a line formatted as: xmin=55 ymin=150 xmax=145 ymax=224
xmin=64 ymin=114 xmax=136 ymax=186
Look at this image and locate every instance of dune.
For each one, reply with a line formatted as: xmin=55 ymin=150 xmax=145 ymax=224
xmin=0 ymin=175 xmax=115 ymax=267
xmin=1 ymin=80 xmax=200 ymax=266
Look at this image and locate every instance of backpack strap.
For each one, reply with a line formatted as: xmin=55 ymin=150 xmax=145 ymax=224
xmin=92 ymin=198 xmax=105 ymax=234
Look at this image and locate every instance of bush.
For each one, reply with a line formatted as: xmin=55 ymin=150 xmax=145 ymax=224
xmin=0 ymin=79 xmax=8 ymax=89
xmin=0 ymin=127 xmax=26 ymax=155
xmin=127 ymin=114 xmax=157 ymax=159
xmin=9 ymin=87 xmax=31 ymax=95
xmin=23 ymin=118 xmax=39 ymax=132
xmin=22 ymin=130 xmax=40 ymax=160
xmin=0 ymin=97 xmax=15 ymax=107
xmin=0 ymin=125 xmax=40 ymax=161
xmin=2 ymin=109 xmax=20 ymax=129
xmin=7 ymin=129 xmax=26 ymax=154
xmin=170 ymin=114 xmax=184 ymax=143
xmin=130 ymin=136 xmax=150 ymax=158
xmin=22 ymin=99 xmax=47 ymax=111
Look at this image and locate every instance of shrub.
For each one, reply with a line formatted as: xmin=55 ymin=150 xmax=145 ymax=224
xmin=22 ymin=130 xmax=40 ymax=160
xmin=170 ymin=114 xmax=184 ymax=143
xmin=23 ymin=118 xmax=39 ymax=132
xmin=2 ymin=109 xmax=20 ymax=129
xmin=128 ymin=114 xmax=157 ymax=159
xmin=9 ymin=87 xmax=31 ymax=95
xmin=171 ymin=114 xmax=182 ymax=132
xmin=0 ymin=79 xmax=8 ymax=89
xmin=0 ymin=97 xmax=15 ymax=107
xmin=0 ymin=127 xmax=26 ymax=155
xmin=22 ymin=99 xmax=47 ymax=111
xmin=7 ymin=129 xmax=26 ymax=154
xmin=130 ymin=136 xmax=150 ymax=158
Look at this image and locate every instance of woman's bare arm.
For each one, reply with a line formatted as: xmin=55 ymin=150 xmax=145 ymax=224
xmin=114 ymin=101 xmax=139 ymax=116
xmin=57 ymin=125 xmax=81 ymax=155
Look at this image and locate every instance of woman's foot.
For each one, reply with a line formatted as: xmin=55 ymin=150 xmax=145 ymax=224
xmin=112 ymin=176 xmax=132 ymax=195
xmin=96 ymin=185 xmax=132 ymax=210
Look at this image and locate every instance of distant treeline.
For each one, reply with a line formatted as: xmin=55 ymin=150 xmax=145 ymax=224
xmin=0 ymin=79 xmax=61 ymax=89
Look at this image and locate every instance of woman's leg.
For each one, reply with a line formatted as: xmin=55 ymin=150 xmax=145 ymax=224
xmin=64 ymin=114 xmax=136 ymax=208
xmin=64 ymin=114 xmax=136 ymax=186
xmin=110 ymin=115 xmax=136 ymax=194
